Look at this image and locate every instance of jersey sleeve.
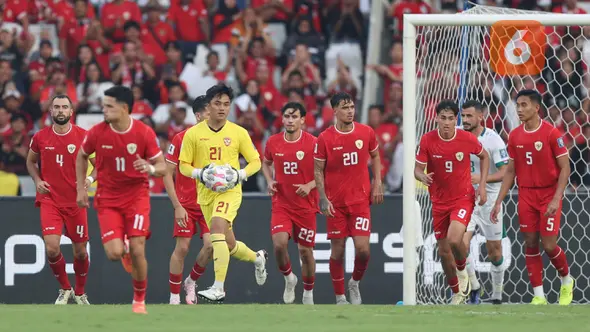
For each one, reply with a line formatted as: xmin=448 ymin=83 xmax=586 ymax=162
xmin=81 ymin=127 xmax=97 ymax=155
xmin=415 ymin=135 xmax=429 ymax=164
xmin=506 ymin=133 xmax=516 ymax=160
xmin=178 ymin=129 xmax=196 ymax=165
xmin=368 ymin=127 xmax=379 ymax=153
xmin=491 ymin=135 xmax=509 ymax=167
xmin=166 ymin=134 xmax=181 ymax=165
xmin=29 ymin=132 xmax=40 ymax=154
xmin=263 ymin=137 xmax=274 ymax=162
xmin=469 ymin=133 xmax=484 ymax=155
xmin=238 ymin=129 xmax=260 ymax=163
xmin=549 ymin=128 xmax=568 ymax=159
xmin=314 ymin=133 xmax=327 ymax=161
xmin=144 ymin=128 xmax=162 ymax=160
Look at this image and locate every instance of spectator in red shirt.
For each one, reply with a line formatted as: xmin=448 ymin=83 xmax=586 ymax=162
xmin=76 ymin=62 xmax=113 ymax=114
xmin=202 ymin=50 xmax=233 ymax=83
xmin=160 ymin=41 xmax=185 ymax=77
xmin=110 ymin=40 xmax=157 ymax=93
xmin=252 ymin=0 xmax=294 ymax=22
xmin=256 ymin=63 xmax=280 ymax=113
xmin=368 ymin=104 xmax=399 ymax=180
xmin=389 ymin=0 xmax=432 ymax=35
xmin=0 ymin=107 xmax=11 ymax=137
xmin=28 ymin=40 xmax=53 ymax=96
xmin=2 ymin=0 xmax=28 ymax=23
xmin=367 ymin=40 xmax=403 ymax=105
xmin=212 ymin=0 xmax=242 ymax=44
xmin=281 ymin=43 xmax=321 ymax=94
xmin=1 ymin=112 xmax=29 ymax=175
xmin=101 ymin=0 xmax=142 ymax=43
xmin=132 ymin=84 xmax=154 ymax=118
xmin=327 ymin=58 xmax=358 ymax=102
xmin=142 ymin=2 xmax=176 ymax=67
xmin=236 ymin=33 xmax=276 ymax=84
xmin=73 ymin=44 xmax=96 ymax=83
xmin=167 ymin=0 xmax=210 ymax=61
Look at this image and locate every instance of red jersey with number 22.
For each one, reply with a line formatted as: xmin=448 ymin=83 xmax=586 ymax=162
xmin=81 ymin=119 xmax=162 ymax=207
xmin=314 ymin=123 xmax=378 ymax=208
xmin=30 ymin=125 xmax=87 ymax=207
xmin=264 ymin=130 xmax=318 ymax=212
xmin=507 ymin=121 xmax=568 ymax=189
xmin=165 ymin=129 xmax=199 ymax=207
xmin=416 ymin=129 xmax=483 ymax=205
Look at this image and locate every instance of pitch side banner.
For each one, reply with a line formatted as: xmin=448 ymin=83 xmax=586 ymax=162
xmin=0 ymin=195 xmax=587 ymax=304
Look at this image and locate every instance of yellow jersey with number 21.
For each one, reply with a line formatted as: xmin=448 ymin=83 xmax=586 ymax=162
xmin=178 ymin=120 xmax=260 ymax=206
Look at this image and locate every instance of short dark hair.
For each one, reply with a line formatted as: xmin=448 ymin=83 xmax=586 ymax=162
xmin=123 ymin=21 xmax=141 ymax=32
xmin=192 ymin=95 xmax=208 ymax=114
xmin=435 ymin=100 xmax=459 ymax=115
xmin=368 ymin=104 xmax=384 ymax=114
xmin=51 ymin=94 xmax=74 ymax=107
xmin=516 ymin=89 xmax=542 ymax=106
xmin=206 ymin=84 xmax=234 ymax=102
xmin=330 ymin=92 xmax=353 ymax=109
xmin=104 ymin=85 xmax=134 ymax=113
xmin=288 ymin=70 xmax=303 ymax=80
xmin=287 ymin=88 xmax=304 ymax=99
xmin=462 ymin=100 xmax=483 ymax=112
xmin=281 ymin=102 xmax=306 ymax=117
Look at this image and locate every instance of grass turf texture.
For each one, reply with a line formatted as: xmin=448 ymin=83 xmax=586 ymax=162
xmin=0 ymin=304 xmax=587 ymax=332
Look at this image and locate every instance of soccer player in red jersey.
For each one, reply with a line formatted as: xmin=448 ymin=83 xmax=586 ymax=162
xmin=414 ymin=100 xmax=490 ymax=305
xmin=26 ymin=94 xmax=95 ymax=305
xmin=262 ymin=102 xmax=318 ymax=305
xmin=165 ymin=95 xmax=212 ymax=305
xmin=75 ymin=86 xmax=167 ymax=314
xmin=491 ymin=90 xmax=574 ymax=305
xmin=313 ymin=92 xmax=384 ymax=305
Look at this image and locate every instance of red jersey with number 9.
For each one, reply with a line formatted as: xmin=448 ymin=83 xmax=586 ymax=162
xmin=30 ymin=124 xmax=87 ymax=207
xmin=165 ymin=129 xmax=199 ymax=207
xmin=81 ymin=119 xmax=162 ymax=207
xmin=264 ymin=130 xmax=318 ymax=212
xmin=416 ymin=129 xmax=483 ymax=205
xmin=313 ymin=123 xmax=378 ymax=208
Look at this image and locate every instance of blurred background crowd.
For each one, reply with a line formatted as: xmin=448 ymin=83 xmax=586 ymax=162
xmin=0 ymin=0 xmax=589 ymax=196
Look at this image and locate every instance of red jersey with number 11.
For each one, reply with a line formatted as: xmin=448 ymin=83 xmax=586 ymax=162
xmin=314 ymin=123 xmax=378 ymax=208
xmin=165 ymin=129 xmax=199 ymax=208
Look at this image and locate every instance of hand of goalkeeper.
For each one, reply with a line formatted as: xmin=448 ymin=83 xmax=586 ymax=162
xmin=224 ymin=164 xmax=247 ymax=190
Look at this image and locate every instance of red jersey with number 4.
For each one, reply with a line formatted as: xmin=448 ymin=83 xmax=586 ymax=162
xmin=165 ymin=129 xmax=199 ymax=207
xmin=314 ymin=123 xmax=378 ymax=208
xmin=507 ymin=121 xmax=568 ymax=189
xmin=264 ymin=131 xmax=318 ymax=212
xmin=81 ymin=119 xmax=162 ymax=207
xmin=416 ymin=129 xmax=483 ymax=205
xmin=30 ymin=125 xmax=87 ymax=208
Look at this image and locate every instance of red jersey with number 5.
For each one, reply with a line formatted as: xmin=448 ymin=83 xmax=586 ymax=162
xmin=507 ymin=121 xmax=568 ymax=189
xmin=30 ymin=124 xmax=87 ymax=207
xmin=416 ymin=129 xmax=483 ymax=205
xmin=264 ymin=130 xmax=318 ymax=212
xmin=314 ymin=123 xmax=378 ymax=208
xmin=81 ymin=119 xmax=162 ymax=207
xmin=165 ymin=129 xmax=199 ymax=208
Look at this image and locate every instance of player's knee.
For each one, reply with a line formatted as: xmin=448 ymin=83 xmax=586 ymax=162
xmin=73 ymin=245 xmax=88 ymax=261
xmin=354 ymin=246 xmax=370 ymax=261
xmin=45 ymin=245 xmax=60 ymax=259
xmin=129 ymin=244 xmax=146 ymax=259
xmin=273 ymin=239 xmax=288 ymax=255
xmin=541 ymin=241 xmax=557 ymax=254
xmin=298 ymin=247 xmax=314 ymax=263
xmin=437 ymin=244 xmax=452 ymax=258
xmin=448 ymin=236 xmax=463 ymax=251
xmin=174 ymin=241 xmax=190 ymax=259
xmin=106 ymin=250 xmax=123 ymax=261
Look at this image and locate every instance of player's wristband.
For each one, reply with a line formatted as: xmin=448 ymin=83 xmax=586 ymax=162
xmin=147 ymin=164 xmax=156 ymax=175
xmin=192 ymin=168 xmax=203 ymax=181
xmin=86 ymin=176 xmax=94 ymax=184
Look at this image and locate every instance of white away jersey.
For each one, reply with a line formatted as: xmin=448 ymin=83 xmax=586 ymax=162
xmin=470 ymin=128 xmax=508 ymax=195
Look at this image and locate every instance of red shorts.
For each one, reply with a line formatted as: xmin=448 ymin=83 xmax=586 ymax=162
xmin=173 ymin=204 xmax=209 ymax=238
xmin=96 ymin=195 xmax=151 ymax=244
xmin=518 ymin=187 xmax=561 ymax=236
xmin=432 ymin=198 xmax=474 ymax=240
xmin=270 ymin=205 xmax=317 ymax=247
xmin=40 ymin=202 xmax=88 ymax=243
xmin=326 ymin=202 xmax=371 ymax=239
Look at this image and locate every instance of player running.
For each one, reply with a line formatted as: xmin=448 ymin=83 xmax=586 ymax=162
xmin=178 ymin=84 xmax=268 ymax=302
xmin=491 ymin=89 xmax=574 ymax=305
xmin=461 ymin=100 xmax=508 ymax=305
xmin=313 ymin=92 xmax=384 ymax=305
xmin=414 ymin=100 xmax=490 ymax=305
xmin=262 ymin=102 xmax=318 ymax=305
xmin=26 ymin=94 xmax=95 ymax=305
xmin=165 ymin=95 xmax=212 ymax=305
xmin=76 ymin=86 xmax=168 ymax=314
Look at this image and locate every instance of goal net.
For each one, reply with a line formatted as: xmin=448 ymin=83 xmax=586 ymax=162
xmin=403 ymin=5 xmax=590 ymax=305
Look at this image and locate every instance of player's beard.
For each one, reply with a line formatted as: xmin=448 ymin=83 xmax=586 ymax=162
xmin=52 ymin=115 xmax=71 ymax=125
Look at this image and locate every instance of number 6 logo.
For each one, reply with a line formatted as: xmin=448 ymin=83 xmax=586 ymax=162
xmin=490 ymin=20 xmax=547 ymax=76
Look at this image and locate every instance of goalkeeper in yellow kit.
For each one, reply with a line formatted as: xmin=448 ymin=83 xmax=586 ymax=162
xmin=178 ymin=84 xmax=268 ymax=301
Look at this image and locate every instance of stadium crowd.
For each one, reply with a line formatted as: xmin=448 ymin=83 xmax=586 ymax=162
xmin=0 ymin=0 xmax=589 ymax=196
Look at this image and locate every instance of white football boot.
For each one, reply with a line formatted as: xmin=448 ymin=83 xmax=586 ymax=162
xmin=254 ymin=250 xmax=268 ymax=286
xmin=198 ymin=286 xmax=226 ymax=302
xmin=55 ymin=289 xmax=73 ymax=305
xmin=74 ymin=293 xmax=90 ymax=305
xmin=348 ymin=279 xmax=362 ymax=305
xmin=283 ymin=273 xmax=298 ymax=304
xmin=183 ymin=276 xmax=198 ymax=304
xmin=302 ymin=290 xmax=314 ymax=305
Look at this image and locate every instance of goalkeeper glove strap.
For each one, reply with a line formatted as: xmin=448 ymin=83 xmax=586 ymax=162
xmin=238 ymin=169 xmax=247 ymax=182
xmin=191 ymin=168 xmax=203 ymax=181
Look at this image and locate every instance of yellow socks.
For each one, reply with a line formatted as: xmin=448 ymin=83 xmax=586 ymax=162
xmin=211 ymin=233 xmax=230 ymax=284
xmin=230 ymin=241 xmax=257 ymax=263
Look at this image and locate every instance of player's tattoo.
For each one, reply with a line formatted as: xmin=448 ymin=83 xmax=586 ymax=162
xmin=313 ymin=159 xmax=327 ymax=199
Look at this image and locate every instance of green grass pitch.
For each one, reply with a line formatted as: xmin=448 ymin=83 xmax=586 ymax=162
xmin=0 ymin=304 xmax=587 ymax=332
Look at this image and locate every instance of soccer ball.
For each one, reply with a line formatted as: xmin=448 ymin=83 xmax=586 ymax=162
xmin=203 ymin=164 xmax=237 ymax=193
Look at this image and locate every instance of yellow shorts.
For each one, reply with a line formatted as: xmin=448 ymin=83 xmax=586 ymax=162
xmin=201 ymin=191 xmax=242 ymax=227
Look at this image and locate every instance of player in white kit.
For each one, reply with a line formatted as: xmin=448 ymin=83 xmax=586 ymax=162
xmin=461 ymin=101 xmax=508 ymax=305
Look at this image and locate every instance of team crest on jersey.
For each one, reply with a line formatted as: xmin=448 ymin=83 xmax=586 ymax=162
xmin=355 ymin=140 xmax=363 ymax=149
xmin=127 ymin=143 xmax=137 ymax=154
xmin=224 ymin=137 xmax=231 ymax=146
xmin=534 ymin=141 xmax=543 ymax=151
xmin=67 ymin=144 xmax=76 ymax=154
xmin=296 ymin=151 xmax=304 ymax=160
xmin=455 ymin=152 xmax=464 ymax=161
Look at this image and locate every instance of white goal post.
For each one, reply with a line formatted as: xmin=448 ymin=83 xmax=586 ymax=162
xmin=402 ymin=12 xmax=590 ymax=306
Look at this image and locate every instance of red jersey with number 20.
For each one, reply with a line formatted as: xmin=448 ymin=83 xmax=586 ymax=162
xmin=165 ymin=129 xmax=199 ymax=207
xmin=416 ymin=129 xmax=483 ymax=205
xmin=314 ymin=123 xmax=378 ymax=208
xmin=507 ymin=120 xmax=568 ymax=189
xmin=264 ymin=130 xmax=318 ymax=212
xmin=81 ymin=119 xmax=162 ymax=207
xmin=30 ymin=124 xmax=87 ymax=207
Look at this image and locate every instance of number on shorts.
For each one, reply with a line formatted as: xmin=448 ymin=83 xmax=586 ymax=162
xmin=526 ymin=152 xmax=533 ymax=165
xmin=355 ymin=217 xmax=370 ymax=231
xmin=298 ymin=228 xmax=315 ymax=243
xmin=56 ymin=154 xmax=64 ymax=167
xmin=470 ymin=161 xmax=475 ymax=173
xmin=283 ymin=162 xmax=298 ymax=174
xmin=209 ymin=147 xmax=221 ymax=160
xmin=445 ymin=161 xmax=453 ymax=173
xmin=215 ymin=201 xmax=230 ymax=214
xmin=76 ymin=225 xmax=84 ymax=238
xmin=133 ymin=214 xmax=144 ymax=230
xmin=116 ymin=157 xmax=125 ymax=172
xmin=547 ymin=217 xmax=554 ymax=232
xmin=457 ymin=209 xmax=467 ymax=219
xmin=343 ymin=152 xmax=358 ymax=166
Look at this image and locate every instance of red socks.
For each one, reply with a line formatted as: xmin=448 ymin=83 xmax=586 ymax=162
xmin=448 ymin=276 xmax=460 ymax=294
xmin=133 ymin=279 xmax=147 ymax=303
xmin=73 ymin=256 xmax=89 ymax=295
xmin=189 ymin=263 xmax=205 ymax=281
xmin=547 ymin=246 xmax=570 ymax=277
xmin=279 ymin=261 xmax=292 ymax=276
xmin=455 ymin=258 xmax=466 ymax=271
xmin=169 ymin=273 xmax=182 ymax=294
xmin=329 ymin=258 xmax=345 ymax=296
xmin=352 ymin=255 xmax=370 ymax=281
xmin=302 ymin=275 xmax=315 ymax=291
xmin=48 ymin=253 xmax=71 ymax=290
xmin=525 ymin=246 xmax=543 ymax=287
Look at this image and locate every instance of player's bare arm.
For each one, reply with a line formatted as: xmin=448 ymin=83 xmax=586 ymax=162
xmin=163 ymin=161 xmax=188 ymax=227
xmin=473 ymin=163 xmax=506 ymax=184
xmin=84 ymin=157 xmax=97 ymax=189
xmin=414 ymin=161 xmax=433 ymax=186
xmin=261 ymin=159 xmax=278 ymax=195
xmin=476 ymin=149 xmax=490 ymax=206
xmin=369 ymin=148 xmax=384 ymax=204
xmin=26 ymin=149 xmax=51 ymax=194
xmin=75 ymin=149 xmax=90 ymax=207
xmin=314 ymin=158 xmax=334 ymax=217
xmin=545 ymin=155 xmax=570 ymax=217
xmin=133 ymin=153 xmax=167 ymax=177
xmin=491 ymin=159 xmax=515 ymax=222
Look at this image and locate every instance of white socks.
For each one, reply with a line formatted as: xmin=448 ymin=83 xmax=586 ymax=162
xmin=533 ymin=286 xmax=545 ymax=298
xmin=466 ymin=255 xmax=480 ymax=290
xmin=213 ymin=281 xmax=224 ymax=291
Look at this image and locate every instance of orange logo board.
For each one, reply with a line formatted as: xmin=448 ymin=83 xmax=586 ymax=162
xmin=490 ymin=21 xmax=547 ymax=76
